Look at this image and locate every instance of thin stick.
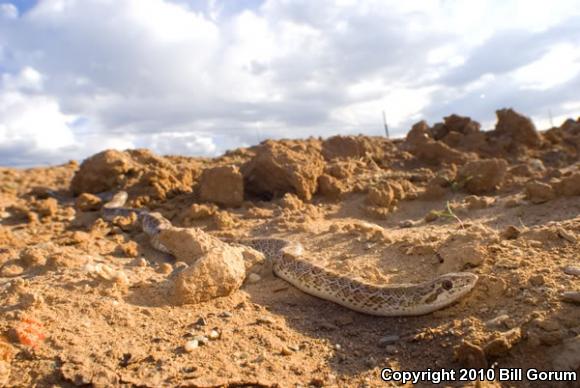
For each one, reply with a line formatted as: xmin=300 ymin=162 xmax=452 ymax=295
xmin=382 ymin=110 xmax=390 ymax=138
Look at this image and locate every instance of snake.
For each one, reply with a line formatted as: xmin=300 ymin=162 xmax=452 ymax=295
xmin=102 ymin=192 xmax=478 ymax=316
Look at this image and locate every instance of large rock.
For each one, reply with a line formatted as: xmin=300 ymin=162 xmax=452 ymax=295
xmin=198 ymin=166 xmax=244 ymax=207
xmin=525 ymin=181 xmax=555 ymax=204
xmin=457 ymin=158 xmax=508 ymax=194
xmin=171 ymin=244 xmax=246 ymax=305
xmin=366 ymin=185 xmax=395 ymax=208
xmin=404 ymin=121 xmax=471 ymax=165
xmin=492 ymin=108 xmax=542 ymax=148
xmin=158 ymin=226 xmax=262 ymax=305
xmin=158 ymin=227 xmax=223 ymax=264
xmin=554 ymin=173 xmax=580 ymax=196
xmin=432 ymin=114 xmax=481 ymax=140
xmin=321 ymin=135 xmax=385 ymax=160
xmin=71 ymin=150 xmax=134 ymax=194
xmin=241 ymin=141 xmax=324 ymax=201
xmin=71 ymin=149 xmax=199 ymax=201
xmin=432 ymin=115 xmax=487 ymax=152
xmin=317 ymin=174 xmax=347 ymax=199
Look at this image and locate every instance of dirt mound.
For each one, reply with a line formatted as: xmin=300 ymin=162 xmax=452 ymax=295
xmin=198 ymin=165 xmax=244 ymax=207
xmin=432 ymin=114 xmax=487 ymax=152
xmin=241 ymin=140 xmax=325 ymax=201
xmin=70 ymin=149 xmax=201 ymax=202
xmin=403 ymin=109 xmax=558 ymax=163
xmin=321 ymin=135 xmax=392 ymax=161
xmin=491 ymin=108 xmax=542 ymax=149
xmin=457 ymin=158 xmax=508 ymax=194
xmin=403 ymin=121 xmax=475 ymax=164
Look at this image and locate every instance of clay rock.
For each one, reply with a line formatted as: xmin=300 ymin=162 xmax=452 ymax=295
xmin=405 ymin=121 xmax=432 ymax=146
xmin=242 ymin=141 xmax=324 ymax=201
xmin=20 ymin=247 xmax=47 ymax=267
xmin=321 ymin=135 xmax=383 ymax=160
xmin=404 ymin=121 xmax=471 ymax=165
xmin=435 ymin=115 xmax=487 ymax=152
xmin=438 ymin=235 xmax=487 ymax=270
xmin=317 ymin=174 xmax=347 ymax=199
xmin=458 ymin=158 xmax=508 ymax=194
xmin=34 ymin=198 xmax=58 ymax=217
xmin=199 ymin=166 xmax=244 ymax=207
xmin=171 ymin=244 xmax=246 ymax=305
xmin=493 ymin=108 xmax=542 ymax=148
xmin=71 ymin=150 xmax=135 ymax=195
xmin=75 ymin=193 xmax=102 ymax=211
xmin=422 ymin=173 xmax=453 ymax=200
xmin=525 ymin=181 xmax=555 ymax=204
xmin=366 ymin=185 xmax=395 ymax=208
xmin=432 ymin=114 xmax=481 ymax=140
xmin=554 ymin=173 xmax=580 ymax=196
xmin=71 ymin=149 xmax=198 ymax=201
xmin=464 ymin=195 xmax=495 ymax=210
xmin=483 ymin=328 xmax=522 ymax=357
xmin=158 ymin=227 xmax=224 ymax=265
xmin=509 ymin=159 xmax=545 ymax=177
xmin=455 ymin=341 xmax=487 ymax=369
xmin=561 ymin=118 xmax=580 ymax=134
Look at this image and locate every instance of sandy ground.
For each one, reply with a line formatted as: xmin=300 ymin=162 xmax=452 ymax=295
xmin=0 ymin=110 xmax=579 ymax=387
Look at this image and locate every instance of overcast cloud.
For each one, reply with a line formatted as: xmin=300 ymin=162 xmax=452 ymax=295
xmin=1 ymin=0 xmax=579 ymax=167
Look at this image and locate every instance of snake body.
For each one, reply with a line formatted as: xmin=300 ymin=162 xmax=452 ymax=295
xmin=103 ymin=192 xmax=478 ymax=316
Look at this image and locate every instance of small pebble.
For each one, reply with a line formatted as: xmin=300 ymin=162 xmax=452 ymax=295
xmin=219 ymin=311 xmax=232 ymax=318
xmin=256 ymin=316 xmax=274 ymax=325
xmin=495 ymin=258 xmax=521 ymax=269
xmin=288 ymin=343 xmax=300 ymax=351
xmin=485 ymin=314 xmax=510 ymax=328
xmin=192 ymin=335 xmax=208 ymax=345
xmin=378 ymin=335 xmax=400 ymax=347
xmin=184 ymin=339 xmax=199 ymax=352
xmin=399 ymin=219 xmax=417 ymax=228
xmin=501 ymin=225 xmax=521 ymax=240
xmin=247 ymin=273 xmax=261 ymax=284
xmin=317 ymin=322 xmax=338 ymax=331
xmin=209 ymin=330 xmax=220 ymax=340
xmin=334 ymin=344 xmax=341 ymax=351
xmin=528 ymin=274 xmax=545 ymax=287
xmin=424 ymin=211 xmax=439 ymax=222
xmin=280 ymin=347 xmax=293 ymax=356
xmin=113 ymin=271 xmax=129 ymax=286
xmin=193 ymin=316 xmax=207 ymax=327
xmin=134 ymin=258 xmax=148 ymax=267
xmin=158 ymin=263 xmax=173 ymax=275
xmin=174 ymin=261 xmax=188 ymax=270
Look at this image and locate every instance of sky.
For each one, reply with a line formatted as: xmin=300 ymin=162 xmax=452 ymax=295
xmin=1 ymin=0 xmax=580 ymax=167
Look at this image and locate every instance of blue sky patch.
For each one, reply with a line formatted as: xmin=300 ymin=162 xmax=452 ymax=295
xmin=10 ymin=0 xmax=37 ymax=15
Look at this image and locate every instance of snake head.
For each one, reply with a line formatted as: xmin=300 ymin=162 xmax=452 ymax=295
xmin=415 ymin=272 xmax=478 ymax=314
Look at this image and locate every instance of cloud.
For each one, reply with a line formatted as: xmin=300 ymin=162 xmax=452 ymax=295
xmin=0 ymin=0 xmax=579 ymax=166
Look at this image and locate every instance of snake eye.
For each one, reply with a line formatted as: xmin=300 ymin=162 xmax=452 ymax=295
xmin=442 ymin=280 xmax=453 ymax=290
